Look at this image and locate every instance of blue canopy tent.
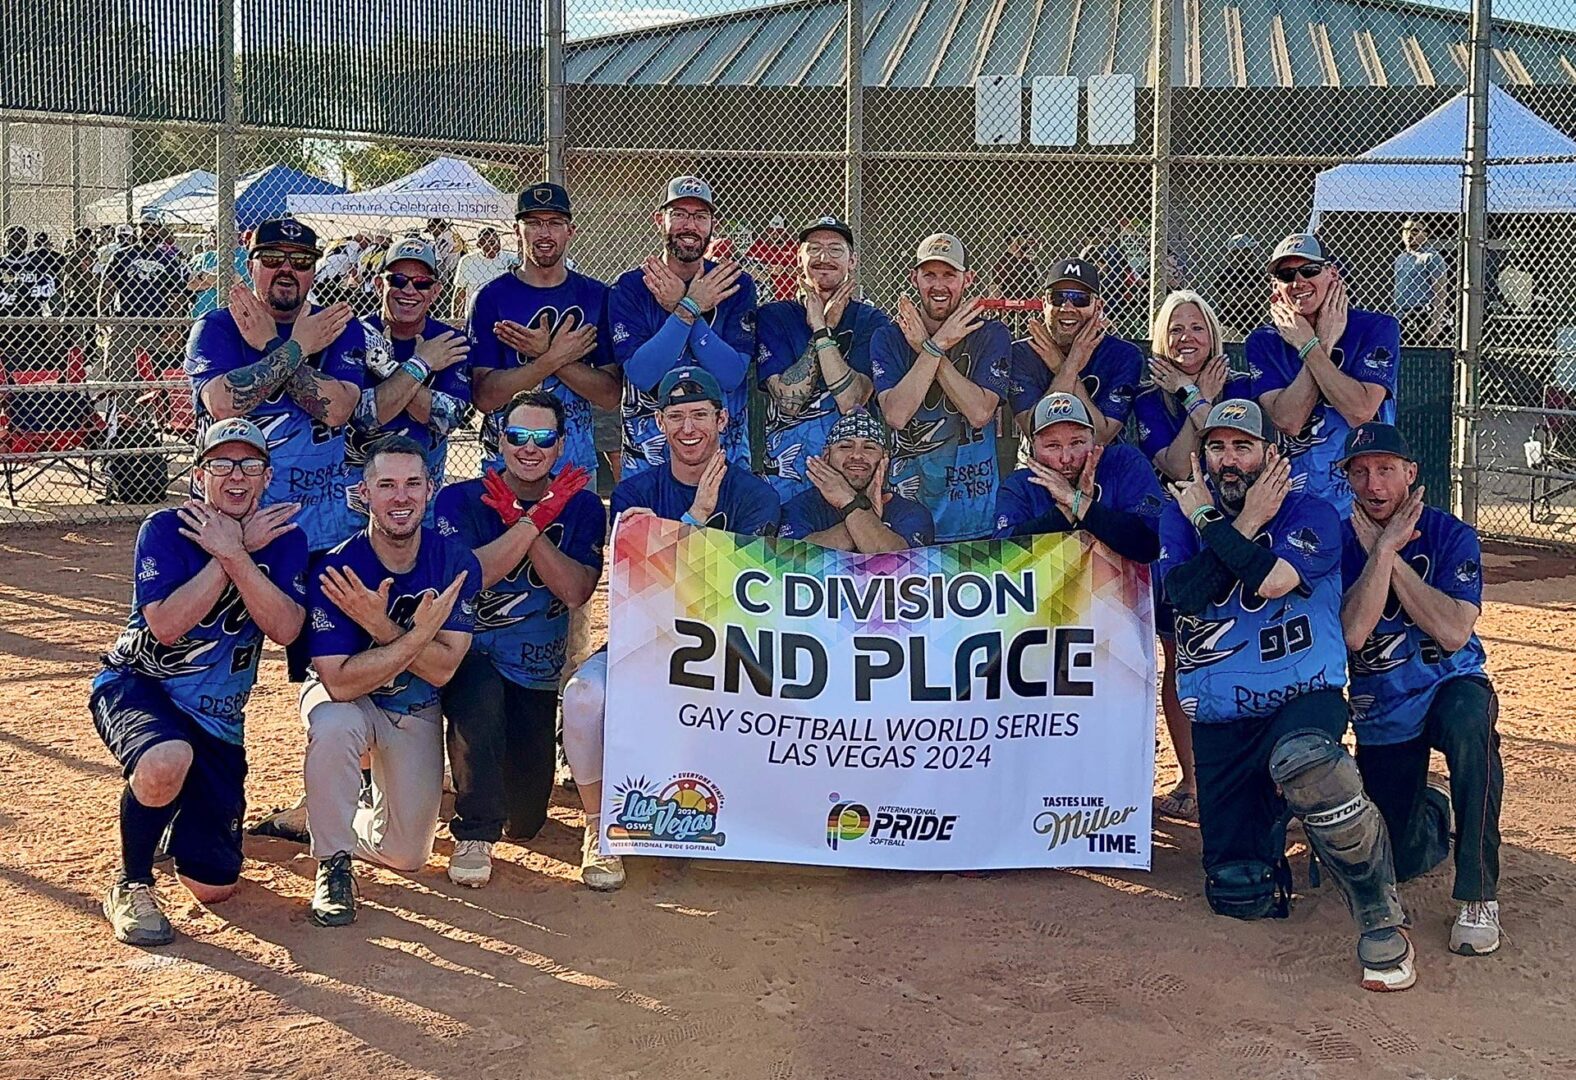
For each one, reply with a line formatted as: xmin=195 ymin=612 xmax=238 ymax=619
xmin=146 ymin=165 xmax=347 ymax=230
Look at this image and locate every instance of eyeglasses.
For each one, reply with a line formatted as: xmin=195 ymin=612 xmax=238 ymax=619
xmin=1271 ymin=264 xmax=1325 ymax=284
xmin=803 ymin=243 xmax=850 ymax=259
xmin=1048 ymin=289 xmax=1093 ymax=309
xmin=665 ymin=209 xmax=713 ymax=225
xmin=202 ymin=457 xmax=267 ymax=476
xmin=254 ymin=250 xmax=316 ymax=270
xmin=384 ymin=272 xmax=437 ymax=291
xmin=503 ymin=426 xmax=561 ymax=449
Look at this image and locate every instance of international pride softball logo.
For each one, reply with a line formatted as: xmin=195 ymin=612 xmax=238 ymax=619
xmin=826 ymin=795 xmax=871 ymax=850
xmin=608 ymin=773 xmax=726 ymax=846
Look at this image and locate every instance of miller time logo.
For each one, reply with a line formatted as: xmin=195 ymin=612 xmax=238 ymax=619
xmin=1034 ymin=796 xmax=1139 ymax=855
xmin=608 ymin=773 xmax=725 ymax=847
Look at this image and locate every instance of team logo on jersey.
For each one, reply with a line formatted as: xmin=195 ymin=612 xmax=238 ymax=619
xmin=1173 ymin=613 xmax=1244 ymax=673
xmin=107 ymin=627 xmax=221 ymax=680
xmin=1363 ymin=348 xmax=1393 ymax=372
xmin=889 ymin=417 xmax=947 ymax=466
xmin=138 ymin=557 xmax=160 ymax=583
xmin=1348 ymin=692 xmax=1377 ymax=723
xmin=1454 ymin=558 xmax=1479 ymax=584
xmin=1280 ymin=408 xmax=1331 ymax=457
xmin=607 ymin=773 xmax=725 ymax=847
xmin=1287 ymin=527 xmax=1321 ymax=555
xmin=310 ymin=606 xmax=335 ymax=632
xmin=1352 ymin=630 xmax=1409 ymax=676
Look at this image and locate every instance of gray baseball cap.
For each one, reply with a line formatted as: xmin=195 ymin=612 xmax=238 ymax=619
xmin=384 ymin=236 xmax=439 ymax=273
xmin=915 ymin=233 xmax=967 ymax=271
xmin=199 ymin=418 xmax=270 ymax=460
xmin=662 ymin=175 xmax=715 ymax=210
xmin=1031 ymin=392 xmax=1094 ymax=434
xmin=1268 ymin=233 xmax=1330 ymax=270
xmin=1200 ymin=398 xmax=1274 ymax=442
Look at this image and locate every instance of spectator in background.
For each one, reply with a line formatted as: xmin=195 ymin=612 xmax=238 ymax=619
xmin=990 ymin=226 xmax=1040 ymax=302
xmin=58 ymin=228 xmax=100 ymax=350
xmin=95 ymin=224 xmax=132 ymax=276
xmin=356 ymin=234 xmax=392 ymax=315
xmin=312 ymin=238 xmax=360 ymax=310
xmin=452 ymin=227 xmax=519 ymax=320
xmin=1394 ymin=219 xmax=1451 ymax=346
xmin=1212 ymin=233 xmax=1262 ymax=341
xmin=746 ymin=214 xmax=798 ymax=302
xmin=100 ymin=221 xmax=185 ymax=380
xmin=426 ymin=218 xmax=463 ymax=282
xmin=187 ymin=227 xmax=253 ymax=320
xmin=1 ymin=225 xmax=52 ymax=373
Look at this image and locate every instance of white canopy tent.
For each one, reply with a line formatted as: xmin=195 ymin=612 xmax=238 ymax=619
xmin=84 ymin=169 xmax=216 ymax=227
xmin=1310 ymin=84 xmax=1576 ymax=227
xmin=285 ymin=157 xmax=515 ymax=239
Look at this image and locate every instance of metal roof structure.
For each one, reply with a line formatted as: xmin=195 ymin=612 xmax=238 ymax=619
xmin=565 ymin=0 xmax=1576 ymax=88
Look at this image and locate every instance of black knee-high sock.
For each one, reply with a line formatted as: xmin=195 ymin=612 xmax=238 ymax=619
xmin=120 ymin=787 xmax=179 ymax=886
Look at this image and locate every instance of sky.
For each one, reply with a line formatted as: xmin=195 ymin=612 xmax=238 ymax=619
xmin=566 ymin=0 xmax=1576 ymax=40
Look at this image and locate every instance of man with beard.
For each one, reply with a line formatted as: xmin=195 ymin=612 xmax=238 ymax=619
xmin=186 ymin=218 xmax=366 ymax=681
xmin=778 ymin=409 xmax=932 ymax=551
xmin=470 ymin=184 xmax=618 ymax=481
xmin=433 ymin=391 xmax=604 ymax=887
xmin=301 ymin=437 xmax=480 ymax=926
xmin=91 ymin=418 xmax=306 ymax=945
xmin=350 ymin=237 xmax=472 ymax=524
xmin=1158 ymin=399 xmax=1415 ymax=993
xmin=756 ymin=215 xmax=891 ymax=499
xmin=609 ymin=176 xmax=758 ymax=476
xmin=1009 ymin=257 xmax=1142 ymax=447
xmin=993 ymin=392 xmax=1162 ymax=562
xmin=1338 ymin=423 xmax=1504 ymax=957
xmin=560 ymin=366 xmax=778 ymax=891
xmin=1245 ymin=234 xmax=1399 ymax=515
xmin=100 ymin=220 xmax=185 ymax=380
xmin=871 ymin=233 xmax=1009 ymax=543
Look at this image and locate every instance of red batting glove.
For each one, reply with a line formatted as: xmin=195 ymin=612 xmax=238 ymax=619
xmin=525 ymin=465 xmax=591 ymax=532
xmin=480 ymin=468 xmax=524 ymax=527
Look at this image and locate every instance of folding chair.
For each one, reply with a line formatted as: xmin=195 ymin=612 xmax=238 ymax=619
xmin=1528 ymin=385 xmax=1576 ymax=525
xmin=0 ymin=346 xmax=107 ymax=504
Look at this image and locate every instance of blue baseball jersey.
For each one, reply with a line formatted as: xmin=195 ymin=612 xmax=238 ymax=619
xmin=755 ymin=298 xmax=893 ymax=499
xmin=95 ymin=508 xmax=309 ymax=745
xmin=1008 ymin=334 xmax=1144 ymax=428
xmin=349 ymin=314 xmax=473 ymax=525
xmin=468 ymin=269 xmax=614 ymax=475
xmin=871 ymin=320 xmax=1011 ymax=543
xmin=435 ymin=479 xmax=606 ymax=690
xmin=306 ymin=528 xmax=481 ymax=715
xmin=1243 ymin=307 xmax=1400 ymax=514
xmin=993 ymin=443 xmax=1164 ymax=539
xmin=1156 ymin=490 xmax=1349 ymax=724
xmin=610 ymin=461 xmax=780 ymax=537
xmin=778 ymin=489 xmax=934 ymax=548
xmin=1131 ymin=379 xmax=1251 ymax=468
xmin=1340 ymin=506 xmax=1488 ymax=746
xmin=185 ymin=307 xmax=369 ymax=552
xmin=609 ymin=262 xmax=758 ymax=475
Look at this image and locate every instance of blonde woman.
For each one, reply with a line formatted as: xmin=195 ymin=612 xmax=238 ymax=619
xmin=1133 ymin=290 xmax=1244 ymax=822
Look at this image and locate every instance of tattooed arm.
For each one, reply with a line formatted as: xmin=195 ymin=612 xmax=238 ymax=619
xmin=199 ymin=339 xmax=307 ymax=420
xmin=764 ymin=345 xmax=823 ymax=419
xmin=284 ymin=364 xmax=360 ymax=426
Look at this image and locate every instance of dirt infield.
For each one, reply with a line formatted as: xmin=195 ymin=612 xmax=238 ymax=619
xmin=2 ymin=523 xmax=1574 ymax=1080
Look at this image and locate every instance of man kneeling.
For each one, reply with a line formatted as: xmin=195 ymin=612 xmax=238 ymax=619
xmin=302 ymin=437 xmax=479 ymax=926
xmin=777 ymin=409 xmax=932 ymax=551
xmin=1159 ymin=399 xmax=1416 ymax=992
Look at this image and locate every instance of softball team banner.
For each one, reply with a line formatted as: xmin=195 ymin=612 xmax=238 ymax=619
xmin=600 ymin=515 xmax=1157 ymax=871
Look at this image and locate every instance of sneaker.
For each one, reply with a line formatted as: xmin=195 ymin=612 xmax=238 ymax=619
xmin=580 ymin=817 xmax=625 ymax=892
xmin=1358 ymin=927 xmax=1417 ymax=992
xmin=311 ymin=851 xmax=357 ymax=927
xmin=448 ymin=840 xmax=494 ymax=888
xmin=103 ymin=881 xmax=174 ymax=946
xmin=1450 ymin=900 xmax=1501 ymax=956
xmin=249 ymin=799 xmax=311 ymax=845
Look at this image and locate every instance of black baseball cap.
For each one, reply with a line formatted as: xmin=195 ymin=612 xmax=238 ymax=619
xmin=798 ymin=214 xmax=854 ymax=245
xmin=517 ymin=182 xmax=573 ymax=219
xmin=250 ymin=218 xmax=321 ymax=254
xmin=657 ymin=366 xmax=724 ymax=409
xmin=1338 ymin=422 xmax=1416 ymax=468
xmin=1047 ymin=257 xmax=1101 ymax=294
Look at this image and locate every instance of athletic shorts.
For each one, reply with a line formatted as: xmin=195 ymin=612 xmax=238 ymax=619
xmin=90 ymin=673 xmax=248 ymax=887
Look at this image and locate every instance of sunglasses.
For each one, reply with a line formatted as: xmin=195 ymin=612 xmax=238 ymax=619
xmin=384 ymin=271 xmax=438 ymax=291
xmin=1048 ymin=289 xmax=1093 ymax=309
xmin=503 ymin=426 xmax=561 ymax=449
xmin=1271 ymin=264 xmax=1325 ymax=283
xmin=203 ymin=457 xmax=267 ymax=476
xmin=254 ymin=250 xmax=316 ymax=270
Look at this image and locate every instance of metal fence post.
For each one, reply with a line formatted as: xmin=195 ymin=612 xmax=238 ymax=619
xmin=1148 ymin=0 xmax=1173 ymax=315
xmin=1455 ymin=0 xmax=1492 ymax=526
xmin=0 ymin=120 xmax=11 ymax=233
xmin=215 ymin=0 xmax=239 ymax=301
xmin=545 ymin=0 xmax=566 ymax=186
xmin=845 ymin=0 xmax=864 ymax=239
xmin=70 ymin=123 xmax=82 ymax=229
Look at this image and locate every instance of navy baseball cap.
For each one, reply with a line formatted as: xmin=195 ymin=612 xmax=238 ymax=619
xmin=1047 ymin=257 xmax=1101 ymax=294
xmin=517 ymin=182 xmax=572 ymax=219
xmin=1338 ymin=422 xmax=1416 ymax=468
xmin=199 ymin=418 xmax=270 ymax=461
xmin=657 ymin=366 xmax=724 ymax=409
xmin=798 ymin=214 xmax=854 ymax=246
xmin=1201 ymin=398 xmax=1275 ymax=442
xmin=250 ymin=218 xmax=321 ymax=254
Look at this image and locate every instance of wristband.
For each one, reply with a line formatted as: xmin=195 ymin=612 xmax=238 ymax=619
xmin=921 ymin=337 xmax=945 ymax=358
xmin=400 ymin=357 xmax=431 ymax=383
xmin=680 ymin=511 xmax=703 ymax=526
xmin=1180 ymin=382 xmax=1201 ymax=402
xmin=839 ymin=493 xmax=873 ymax=520
xmin=1189 ymin=505 xmax=1221 ymax=530
xmin=677 ymin=296 xmax=703 ymax=318
xmin=1070 ymin=490 xmax=1084 ymax=521
xmin=1297 ymin=336 xmax=1320 ymax=361
xmin=810 ymin=327 xmax=834 ymax=345
xmin=1186 ymin=395 xmax=1212 ymax=414
xmin=825 ymin=369 xmax=856 ymax=396
xmin=812 ymin=337 xmax=840 ymax=352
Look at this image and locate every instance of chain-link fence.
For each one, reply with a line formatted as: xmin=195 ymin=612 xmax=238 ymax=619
xmin=3 ymin=0 xmax=1576 ymax=545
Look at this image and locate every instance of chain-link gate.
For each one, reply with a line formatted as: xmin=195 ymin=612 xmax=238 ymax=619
xmin=3 ymin=0 xmax=1576 ymax=545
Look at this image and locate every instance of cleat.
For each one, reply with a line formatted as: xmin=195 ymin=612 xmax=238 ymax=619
xmin=580 ymin=816 xmax=625 ymax=892
xmin=311 ymin=851 xmax=357 ymax=927
xmin=104 ymin=881 xmax=174 ymax=946
xmin=1359 ymin=928 xmax=1416 ymax=992
xmin=249 ymin=799 xmax=311 ymax=845
xmin=1450 ymin=900 xmax=1501 ymax=956
xmin=447 ymin=840 xmax=494 ymax=888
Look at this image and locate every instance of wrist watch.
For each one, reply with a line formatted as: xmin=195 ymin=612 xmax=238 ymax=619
xmin=1190 ymin=506 xmax=1224 ymax=531
xmin=811 ymin=327 xmax=834 ymax=345
xmin=839 ymin=493 xmax=873 ymax=519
